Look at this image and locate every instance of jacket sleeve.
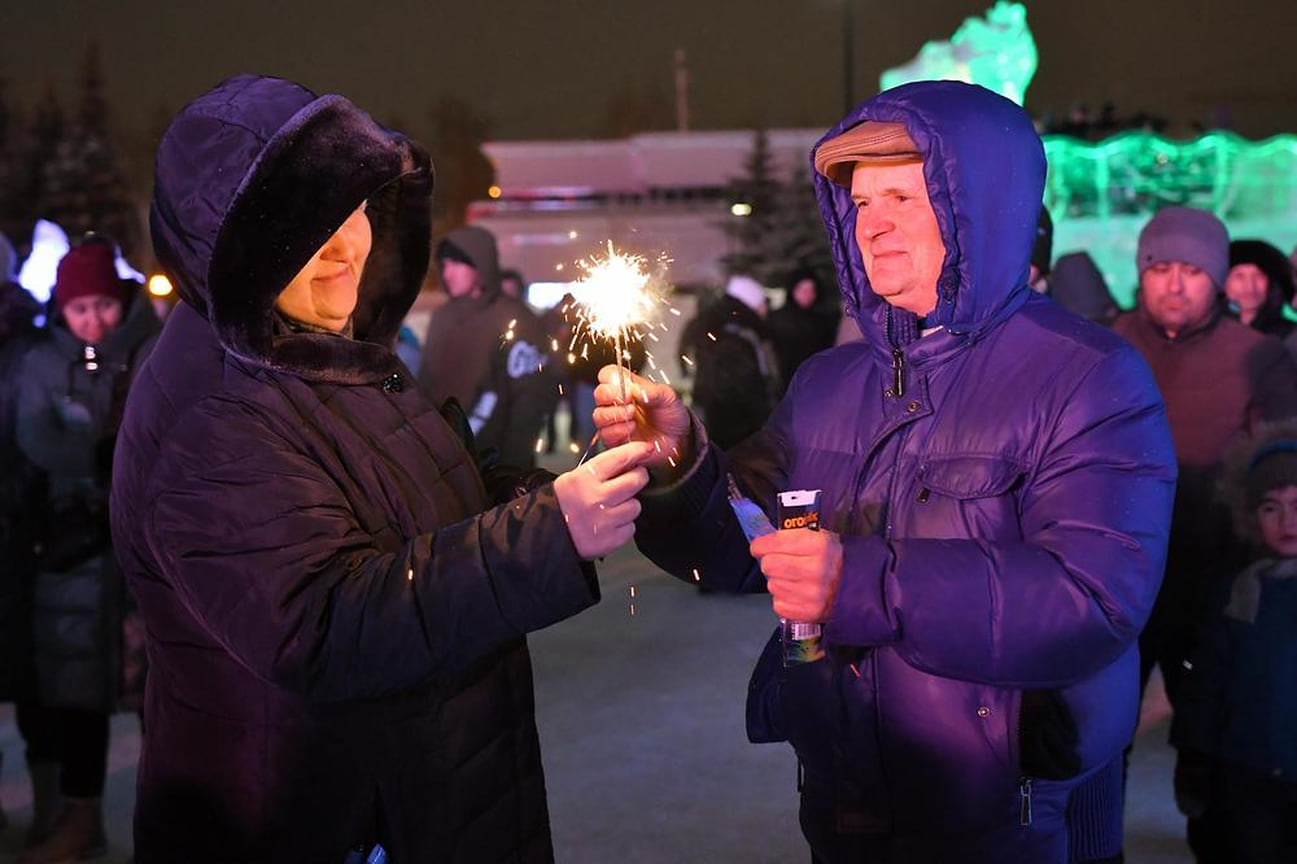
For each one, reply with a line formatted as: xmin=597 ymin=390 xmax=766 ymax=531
xmin=634 ymin=399 xmax=792 ymax=594
xmin=15 ymin=350 xmax=98 ymax=480
xmin=826 ymin=347 xmax=1177 ymax=688
xmin=143 ymin=407 xmax=598 ymax=703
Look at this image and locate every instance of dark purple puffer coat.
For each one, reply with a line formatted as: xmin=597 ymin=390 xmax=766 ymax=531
xmin=110 ymin=75 xmax=597 ymax=864
xmin=635 ymin=82 xmax=1177 ymax=862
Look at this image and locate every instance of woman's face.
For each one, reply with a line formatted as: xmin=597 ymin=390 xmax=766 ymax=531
xmin=1225 ymin=263 xmax=1269 ymax=317
xmin=276 ymin=204 xmax=373 ymax=331
xmin=63 ymin=295 xmax=123 ymax=344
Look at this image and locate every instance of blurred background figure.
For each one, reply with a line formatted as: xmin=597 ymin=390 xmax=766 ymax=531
xmin=12 ymin=238 xmax=158 ymax=863
xmin=499 ymin=268 xmax=526 ymax=301
xmin=687 ymin=273 xmax=779 ymax=450
xmin=1049 ymin=252 xmax=1119 ymax=324
xmin=419 ymin=226 xmax=556 ymax=468
xmin=1172 ymin=419 xmax=1297 ymax=864
xmin=1225 ymin=239 xmax=1296 ymax=343
xmin=768 ymin=268 xmax=838 ymax=394
xmin=0 ymin=234 xmax=43 ymax=837
xmin=1029 ymin=206 xmax=1054 ymax=292
xmin=1113 ymin=206 xmax=1297 ymax=863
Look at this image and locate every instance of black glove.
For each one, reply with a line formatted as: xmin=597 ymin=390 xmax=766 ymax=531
xmin=1018 ymin=689 xmax=1082 ymax=780
xmin=1173 ymin=748 xmax=1212 ymax=819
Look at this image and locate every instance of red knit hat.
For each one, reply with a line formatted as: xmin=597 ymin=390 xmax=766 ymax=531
xmin=52 ymin=243 xmax=134 ymax=312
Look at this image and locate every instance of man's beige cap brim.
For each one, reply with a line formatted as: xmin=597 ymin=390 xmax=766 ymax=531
xmin=813 ymin=121 xmax=921 ymax=187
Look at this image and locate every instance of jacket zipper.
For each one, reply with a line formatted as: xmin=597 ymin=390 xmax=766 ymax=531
xmin=1019 ymin=777 xmax=1033 ymax=826
xmin=892 ymin=346 xmax=905 ymax=398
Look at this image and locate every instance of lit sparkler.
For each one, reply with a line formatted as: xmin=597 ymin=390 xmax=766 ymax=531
xmin=567 ymin=240 xmax=673 ymax=404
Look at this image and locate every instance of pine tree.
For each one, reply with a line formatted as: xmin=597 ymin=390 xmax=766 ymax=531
xmin=37 ymin=42 xmax=140 ymax=255
xmin=428 ymin=96 xmax=494 ymax=233
xmin=0 ymin=68 xmax=22 ymax=245
xmin=719 ymin=132 xmax=833 ymax=291
xmin=719 ymin=129 xmax=779 ymax=281
xmin=764 ymin=162 xmax=834 ymax=291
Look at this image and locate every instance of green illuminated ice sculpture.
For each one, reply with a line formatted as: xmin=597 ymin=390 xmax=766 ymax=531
xmin=878 ymin=1 xmax=1297 ymax=308
xmin=1044 ymin=132 xmax=1297 ymax=307
xmin=880 ymin=1 xmax=1037 ymax=106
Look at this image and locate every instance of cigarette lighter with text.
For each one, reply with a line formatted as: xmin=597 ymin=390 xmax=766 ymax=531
xmin=776 ymin=489 xmax=825 ymax=665
xmin=726 ymin=477 xmax=826 ymax=666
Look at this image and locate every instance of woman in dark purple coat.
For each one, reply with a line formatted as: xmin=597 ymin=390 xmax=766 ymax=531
xmin=109 ymin=75 xmax=649 ymax=864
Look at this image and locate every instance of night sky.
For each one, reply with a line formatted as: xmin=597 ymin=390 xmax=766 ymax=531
xmin=5 ymin=0 xmax=1297 ymax=143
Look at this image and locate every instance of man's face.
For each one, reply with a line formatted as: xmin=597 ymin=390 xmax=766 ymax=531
xmin=276 ymin=204 xmax=372 ymax=331
xmin=441 ymin=258 xmax=481 ymax=299
xmin=1225 ymin=263 xmax=1269 ymax=317
xmin=1139 ymin=260 xmax=1217 ymax=336
xmin=850 ymin=160 xmax=945 ymax=317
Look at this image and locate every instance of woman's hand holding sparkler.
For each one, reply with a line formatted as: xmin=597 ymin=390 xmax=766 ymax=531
xmin=592 ymin=365 xmax=693 ymax=482
xmin=553 ymin=440 xmax=655 ymax=560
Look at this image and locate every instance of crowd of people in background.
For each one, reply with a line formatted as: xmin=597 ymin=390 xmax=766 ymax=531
xmin=1 ymin=76 xmax=1296 ymax=864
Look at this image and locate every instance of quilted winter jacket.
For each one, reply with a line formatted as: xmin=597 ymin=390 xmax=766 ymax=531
xmin=635 ymin=82 xmax=1176 ymax=862
xmin=110 ymin=76 xmax=597 ymax=864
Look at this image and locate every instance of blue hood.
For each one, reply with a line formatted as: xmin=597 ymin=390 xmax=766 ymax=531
xmin=812 ymin=81 xmax=1045 ymax=350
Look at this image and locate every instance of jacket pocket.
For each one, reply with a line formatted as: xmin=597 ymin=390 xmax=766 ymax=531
xmin=917 ymin=455 xmax=1026 ymax=499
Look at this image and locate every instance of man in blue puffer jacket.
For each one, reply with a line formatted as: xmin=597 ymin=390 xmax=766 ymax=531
xmin=593 ymin=81 xmax=1176 ymax=862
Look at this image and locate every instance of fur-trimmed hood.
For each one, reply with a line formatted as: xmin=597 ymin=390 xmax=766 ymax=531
xmin=150 ymin=74 xmax=433 ymax=385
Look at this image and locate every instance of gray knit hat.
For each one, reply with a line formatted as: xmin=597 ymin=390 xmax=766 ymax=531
xmin=1136 ymin=206 xmax=1230 ymax=290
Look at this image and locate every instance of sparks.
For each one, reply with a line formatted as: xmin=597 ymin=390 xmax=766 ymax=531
xmin=563 ymin=240 xmax=673 ymax=403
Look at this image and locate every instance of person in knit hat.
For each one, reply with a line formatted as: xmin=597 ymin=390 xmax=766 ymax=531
xmin=1225 ymin=238 xmax=1296 ymax=341
xmin=1171 ymin=419 xmax=1297 ymax=863
xmin=12 ymin=236 xmax=160 ymax=863
xmin=49 ymin=240 xmax=136 ymax=345
xmin=1113 ymin=206 xmax=1297 ymax=861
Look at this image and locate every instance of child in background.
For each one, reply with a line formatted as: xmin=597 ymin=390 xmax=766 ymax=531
xmin=1171 ymin=420 xmax=1297 ymax=863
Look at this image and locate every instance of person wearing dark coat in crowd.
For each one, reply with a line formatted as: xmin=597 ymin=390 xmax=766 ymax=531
xmin=1112 ymin=206 xmax=1297 ymax=863
xmin=1225 ymin=239 xmax=1296 ymax=342
xmin=1048 ymin=252 xmax=1119 ymax=324
xmin=14 ymin=238 xmax=160 ymax=863
xmin=594 ymin=81 xmax=1175 ymax=863
xmin=768 ymin=269 xmax=839 ymax=393
xmin=688 ymin=274 xmax=780 ymax=450
xmin=110 ymin=74 xmax=650 ymax=864
xmin=418 ymin=226 xmax=556 ymax=469
xmin=1028 ymin=205 xmax=1053 ymax=292
xmin=0 ymin=237 xmax=42 ymax=835
xmin=1171 ymin=419 xmax=1297 ymax=864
